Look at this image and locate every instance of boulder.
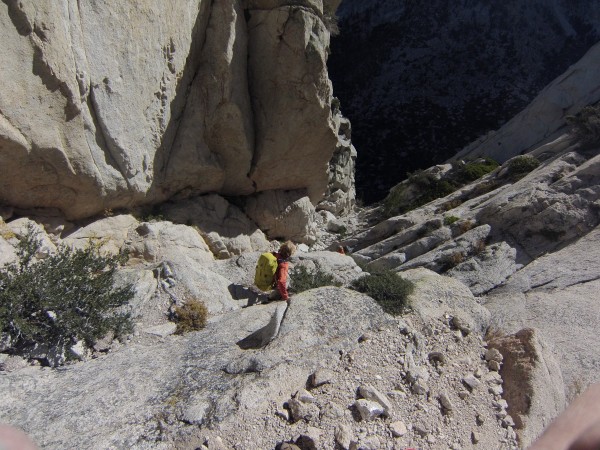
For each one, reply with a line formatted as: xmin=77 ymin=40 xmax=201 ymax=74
xmin=401 ymin=268 xmax=491 ymax=334
xmin=0 ymin=0 xmax=345 ymax=223
xmin=489 ymin=328 xmax=565 ymax=447
xmin=62 ymin=215 xmax=139 ymax=255
xmin=245 ymin=190 xmax=319 ymax=244
xmin=291 ymin=250 xmax=364 ymax=286
xmin=161 ymin=195 xmax=270 ymax=258
xmin=7 ymin=218 xmax=57 ymax=259
xmin=126 ymin=221 xmax=214 ymax=266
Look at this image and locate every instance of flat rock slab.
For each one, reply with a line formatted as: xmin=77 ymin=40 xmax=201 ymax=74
xmin=484 ymin=226 xmax=600 ymax=388
xmin=0 ymin=289 xmax=390 ymax=449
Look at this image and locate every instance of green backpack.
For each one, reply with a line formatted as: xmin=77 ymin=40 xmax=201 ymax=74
xmin=254 ymin=252 xmax=278 ymax=291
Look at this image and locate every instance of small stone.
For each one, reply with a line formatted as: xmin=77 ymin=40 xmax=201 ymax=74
xmin=458 ymin=390 xmax=469 ymax=400
xmin=427 ymin=435 xmax=437 ymax=444
xmin=471 ymin=431 xmax=480 ymax=443
xmin=502 ymin=415 xmax=515 ymax=428
xmin=354 ymin=399 xmax=385 ymax=421
xmin=388 ymin=390 xmax=407 ymax=399
xmin=412 ymin=380 xmax=429 ymax=395
xmin=389 ymin=421 xmax=407 ymax=437
xmin=296 ymin=427 xmax=320 ymax=450
xmin=69 ymin=341 xmax=89 ymax=360
xmin=485 ymin=348 xmax=504 ymax=362
xmin=489 ymin=385 xmax=504 ymax=396
xmin=413 ymin=423 xmax=428 ymax=436
xmin=488 ymin=360 xmax=501 ymax=371
xmin=438 ymin=392 xmax=454 ymax=412
xmin=322 ymin=402 xmax=345 ymax=420
xmin=310 ymin=368 xmax=335 ymax=387
xmin=276 ymin=408 xmax=290 ymax=421
xmin=358 ymin=332 xmax=373 ymax=343
xmin=428 ymin=351 xmax=446 ymax=366
xmin=463 ymin=374 xmax=481 ymax=390
xmin=407 ymin=366 xmax=430 ymax=383
xmin=358 ymin=385 xmax=393 ymax=416
xmin=335 ymin=424 xmax=353 ymax=450
xmin=476 ymin=413 xmax=485 ymax=426
xmin=205 ymin=436 xmax=227 ymax=450
xmin=357 ymin=436 xmax=380 ymax=450
xmin=506 ymin=426 xmax=517 ymax=440
xmin=451 ymin=314 xmax=472 ymax=335
xmin=296 ymin=389 xmax=316 ymax=403
xmin=485 ymin=371 xmax=503 ymax=384
xmin=288 ymin=398 xmax=320 ymax=423
xmin=279 ymin=443 xmax=301 ymax=450
xmin=474 ymin=367 xmax=484 ymax=378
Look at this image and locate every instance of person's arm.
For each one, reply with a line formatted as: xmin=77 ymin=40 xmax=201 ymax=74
xmin=528 ymin=383 xmax=600 ymax=450
xmin=276 ymin=261 xmax=289 ymax=301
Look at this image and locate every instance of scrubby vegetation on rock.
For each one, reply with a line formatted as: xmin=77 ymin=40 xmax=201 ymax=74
xmin=173 ymin=299 xmax=208 ymax=334
xmin=505 ymin=155 xmax=541 ymax=181
xmin=351 ymin=271 xmax=415 ymax=315
xmin=0 ymin=226 xmax=133 ymax=362
xmin=566 ymin=104 xmax=600 ymax=148
xmin=383 ymin=170 xmax=457 ymax=217
xmin=454 ymin=157 xmax=499 ymax=183
xmin=290 ymin=265 xmax=341 ymax=293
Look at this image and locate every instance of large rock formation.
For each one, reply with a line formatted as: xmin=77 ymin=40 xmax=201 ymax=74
xmin=0 ymin=0 xmax=352 ymax=221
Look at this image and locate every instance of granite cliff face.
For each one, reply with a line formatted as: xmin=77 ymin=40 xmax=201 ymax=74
xmin=0 ymin=0 xmax=354 ymax=221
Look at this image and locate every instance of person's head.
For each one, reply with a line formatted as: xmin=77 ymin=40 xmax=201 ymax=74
xmin=278 ymin=241 xmax=296 ymax=259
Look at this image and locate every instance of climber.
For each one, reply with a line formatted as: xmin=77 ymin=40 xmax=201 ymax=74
xmin=253 ymin=241 xmax=296 ymax=305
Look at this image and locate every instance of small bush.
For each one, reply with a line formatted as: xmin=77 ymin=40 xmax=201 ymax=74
xmin=350 ymin=271 xmax=415 ymax=315
xmin=173 ymin=299 xmax=208 ymax=334
xmin=440 ymin=251 xmax=465 ymax=271
xmin=444 ymin=215 xmax=460 ymax=226
xmin=383 ymin=171 xmax=458 ymax=218
xmin=506 ymin=155 xmax=540 ymax=181
xmin=457 ymin=220 xmax=475 ymax=234
xmin=455 ymin=157 xmax=499 ymax=183
xmin=439 ymin=198 xmax=463 ymax=212
xmin=473 ymin=239 xmax=487 ymax=255
xmin=566 ymin=104 xmax=600 ymax=148
xmin=290 ymin=265 xmax=340 ymax=293
xmin=0 ymin=225 xmax=133 ymax=357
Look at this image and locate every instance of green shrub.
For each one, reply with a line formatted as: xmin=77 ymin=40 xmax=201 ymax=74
xmin=444 ymin=215 xmax=460 ymax=226
xmin=0 ymin=225 xmax=133 ymax=356
xmin=173 ymin=299 xmax=208 ymax=334
xmin=506 ymin=155 xmax=540 ymax=181
xmin=350 ymin=271 xmax=415 ymax=315
xmin=383 ymin=171 xmax=458 ymax=218
xmin=290 ymin=265 xmax=340 ymax=293
xmin=566 ymin=104 xmax=600 ymax=148
xmin=455 ymin=157 xmax=499 ymax=183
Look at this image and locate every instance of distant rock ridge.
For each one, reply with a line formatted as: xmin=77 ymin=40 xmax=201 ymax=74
xmin=328 ymin=0 xmax=600 ymax=202
xmin=0 ymin=0 xmax=354 ymax=226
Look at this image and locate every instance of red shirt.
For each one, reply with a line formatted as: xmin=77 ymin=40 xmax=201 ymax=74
xmin=273 ymin=252 xmax=290 ymax=300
